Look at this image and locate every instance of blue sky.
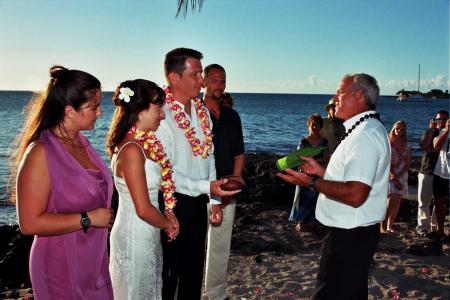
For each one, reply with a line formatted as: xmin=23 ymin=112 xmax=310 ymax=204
xmin=0 ymin=0 xmax=448 ymax=95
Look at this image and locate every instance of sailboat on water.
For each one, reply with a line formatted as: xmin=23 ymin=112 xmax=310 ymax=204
xmin=397 ymin=64 xmax=431 ymax=102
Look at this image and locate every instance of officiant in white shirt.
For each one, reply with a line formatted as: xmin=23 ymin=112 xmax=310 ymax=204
xmin=278 ymin=73 xmax=390 ymax=300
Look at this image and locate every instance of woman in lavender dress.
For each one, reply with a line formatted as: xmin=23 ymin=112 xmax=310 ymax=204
xmin=12 ymin=66 xmax=114 ymax=299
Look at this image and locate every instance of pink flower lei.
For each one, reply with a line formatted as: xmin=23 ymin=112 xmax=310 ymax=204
xmin=127 ymin=127 xmax=176 ymax=212
xmin=164 ymin=86 xmax=213 ymax=158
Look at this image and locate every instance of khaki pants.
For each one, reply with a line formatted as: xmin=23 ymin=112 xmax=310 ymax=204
xmin=204 ymin=200 xmax=236 ymax=300
xmin=417 ymin=173 xmax=437 ymax=233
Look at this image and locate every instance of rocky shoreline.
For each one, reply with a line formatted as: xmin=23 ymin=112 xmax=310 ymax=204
xmin=1 ymin=153 xmax=449 ymax=299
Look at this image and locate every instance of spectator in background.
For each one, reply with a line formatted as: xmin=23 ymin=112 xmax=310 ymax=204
xmin=381 ymin=121 xmax=412 ymax=234
xmin=219 ymin=92 xmax=234 ymax=108
xmin=289 ymin=114 xmax=329 ymax=235
xmin=416 ymin=115 xmax=440 ymax=236
xmin=320 ymin=98 xmax=345 ymax=152
xmin=430 ymin=110 xmax=450 ymax=238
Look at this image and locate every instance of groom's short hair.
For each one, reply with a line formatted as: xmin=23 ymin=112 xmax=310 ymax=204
xmin=164 ymin=48 xmax=203 ymax=79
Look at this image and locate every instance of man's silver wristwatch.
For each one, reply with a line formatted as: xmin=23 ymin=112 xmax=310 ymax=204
xmin=80 ymin=212 xmax=91 ymax=234
xmin=308 ymin=176 xmax=317 ymax=191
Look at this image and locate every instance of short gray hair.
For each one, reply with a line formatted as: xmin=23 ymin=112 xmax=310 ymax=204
xmin=344 ymin=73 xmax=379 ymax=109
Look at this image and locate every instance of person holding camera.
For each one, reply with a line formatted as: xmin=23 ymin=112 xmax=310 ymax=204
xmin=416 ymin=114 xmax=441 ymax=235
xmin=430 ymin=110 xmax=450 ymax=238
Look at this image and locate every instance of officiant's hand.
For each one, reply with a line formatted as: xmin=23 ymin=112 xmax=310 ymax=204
xmin=277 ymin=168 xmax=310 ymax=187
xmin=210 ymin=179 xmax=241 ymax=197
xmin=298 ymin=156 xmax=325 ymax=178
xmin=210 ymin=204 xmax=223 ymax=226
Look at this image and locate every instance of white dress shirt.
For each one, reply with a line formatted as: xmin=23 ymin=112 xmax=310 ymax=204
xmin=433 ymin=129 xmax=450 ymax=179
xmin=156 ymin=99 xmax=220 ymax=204
xmin=315 ymin=110 xmax=391 ymax=229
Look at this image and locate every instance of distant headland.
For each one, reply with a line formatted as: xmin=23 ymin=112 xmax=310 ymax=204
xmin=396 ymin=88 xmax=449 ymax=100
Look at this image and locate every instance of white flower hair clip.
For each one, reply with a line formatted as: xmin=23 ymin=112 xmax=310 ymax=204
xmin=119 ymin=87 xmax=134 ymax=103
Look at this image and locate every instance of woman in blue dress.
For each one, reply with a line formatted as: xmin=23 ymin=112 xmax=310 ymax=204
xmin=289 ymin=114 xmax=329 ymax=234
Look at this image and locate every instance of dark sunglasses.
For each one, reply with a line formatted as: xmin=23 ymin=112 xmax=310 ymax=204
xmin=433 ymin=118 xmax=448 ymax=122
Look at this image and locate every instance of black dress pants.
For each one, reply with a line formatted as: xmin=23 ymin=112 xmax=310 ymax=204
xmin=312 ymin=223 xmax=380 ymax=300
xmin=160 ymin=192 xmax=208 ymax=300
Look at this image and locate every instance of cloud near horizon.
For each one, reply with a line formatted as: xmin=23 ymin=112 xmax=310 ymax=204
xmin=232 ymin=75 xmax=334 ymax=93
xmin=307 ymin=75 xmax=330 ymax=87
xmin=379 ymin=74 xmax=450 ymax=92
xmin=4 ymin=74 xmax=449 ymax=94
xmin=233 ymin=73 xmax=450 ymax=94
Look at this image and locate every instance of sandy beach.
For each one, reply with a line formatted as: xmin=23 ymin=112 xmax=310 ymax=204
xmin=223 ymin=155 xmax=450 ymax=299
xmin=2 ymin=204 xmax=449 ymax=299
xmin=226 ymin=201 xmax=450 ymax=300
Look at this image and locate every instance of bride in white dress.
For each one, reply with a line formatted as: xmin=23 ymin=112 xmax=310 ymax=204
xmin=106 ymin=80 xmax=179 ymax=300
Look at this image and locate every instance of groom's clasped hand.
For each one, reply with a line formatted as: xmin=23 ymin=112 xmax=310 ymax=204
xmin=164 ymin=210 xmax=180 ymax=241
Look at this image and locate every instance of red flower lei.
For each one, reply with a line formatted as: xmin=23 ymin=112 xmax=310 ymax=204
xmin=127 ymin=127 xmax=176 ymax=211
xmin=164 ymin=86 xmax=213 ymax=158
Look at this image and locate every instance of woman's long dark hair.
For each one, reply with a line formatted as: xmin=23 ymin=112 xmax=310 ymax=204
xmin=106 ymin=79 xmax=165 ymax=157
xmin=10 ymin=65 xmax=101 ymax=202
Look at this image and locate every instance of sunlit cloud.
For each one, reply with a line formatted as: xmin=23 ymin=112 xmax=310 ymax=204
xmin=427 ymin=74 xmax=448 ymax=88
xmin=230 ymin=74 xmax=449 ymax=94
xmin=379 ymin=79 xmax=415 ymax=90
xmin=231 ymin=75 xmax=334 ymax=93
xmin=379 ymin=74 xmax=449 ymax=93
xmin=307 ymin=75 xmax=329 ymax=87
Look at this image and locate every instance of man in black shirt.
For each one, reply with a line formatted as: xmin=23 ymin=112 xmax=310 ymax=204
xmin=416 ymin=114 xmax=440 ymax=235
xmin=203 ymin=64 xmax=245 ymax=300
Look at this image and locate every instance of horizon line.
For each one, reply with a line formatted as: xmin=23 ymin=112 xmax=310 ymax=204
xmin=0 ymin=89 xmax=403 ymax=97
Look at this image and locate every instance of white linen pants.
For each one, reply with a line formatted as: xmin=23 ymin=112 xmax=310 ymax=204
xmin=205 ymin=200 xmax=236 ymax=300
xmin=416 ymin=173 xmax=436 ymax=232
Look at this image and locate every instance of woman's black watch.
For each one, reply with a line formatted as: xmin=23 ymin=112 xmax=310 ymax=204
xmin=80 ymin=212 xmax=91 ymax=233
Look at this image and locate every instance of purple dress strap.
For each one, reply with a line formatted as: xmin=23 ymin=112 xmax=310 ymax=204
xmin=29 ymin=129 xmax=113 ymax=299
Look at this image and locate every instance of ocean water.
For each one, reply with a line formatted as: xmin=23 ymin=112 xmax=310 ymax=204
xmin=0 ymin=90 xmax=449 ymax=225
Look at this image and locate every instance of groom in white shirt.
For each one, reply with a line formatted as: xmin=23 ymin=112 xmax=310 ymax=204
xmin=156 ymin=48 xmax=239 ymax=300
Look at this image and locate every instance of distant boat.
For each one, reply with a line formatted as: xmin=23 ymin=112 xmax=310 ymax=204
xmin=397 ymin=92 xmax=428 ymax=102
xmin=397 ymin=64 xmax=432 ymax=102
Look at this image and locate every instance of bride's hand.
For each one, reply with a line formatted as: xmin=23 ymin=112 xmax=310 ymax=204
xmin=164 ymin=210 xmax=179 ymax=240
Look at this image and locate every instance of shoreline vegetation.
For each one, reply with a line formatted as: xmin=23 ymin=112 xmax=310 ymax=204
xmin=1 ymin=153 xmax=449 ymax=299
xmin=395 ymin=89 xmax=450 ymax=100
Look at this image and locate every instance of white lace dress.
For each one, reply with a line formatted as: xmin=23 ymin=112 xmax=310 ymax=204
xmin=109 ymin=142 xmax=163 ymax=300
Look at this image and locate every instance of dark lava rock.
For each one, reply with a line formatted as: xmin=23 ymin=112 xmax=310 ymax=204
xmin=238 ymin=153 xmax=295 ymax=206
xmin=0 ymin=225 xmax=33 ymax=289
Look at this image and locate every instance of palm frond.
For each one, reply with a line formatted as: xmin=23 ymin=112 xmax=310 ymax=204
xmin=176 ymin=0 xmax=204 ymax=18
